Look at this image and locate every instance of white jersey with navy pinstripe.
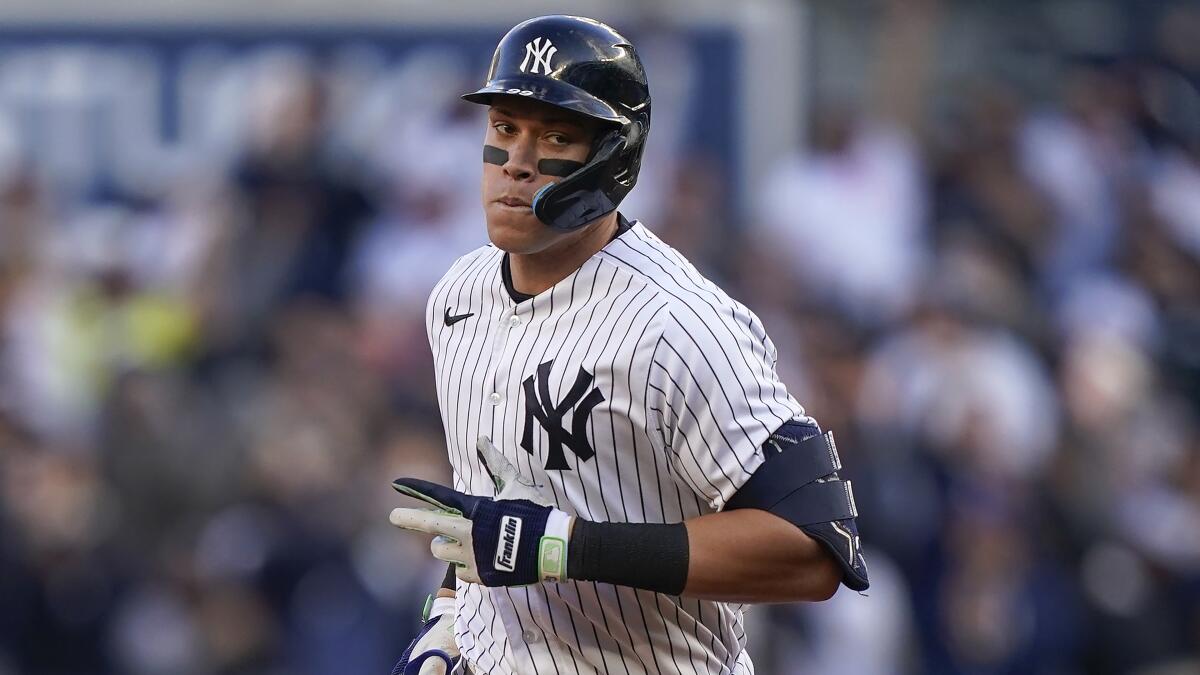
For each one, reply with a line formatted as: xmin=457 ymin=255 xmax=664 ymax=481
xmin=425 ymin=221 xmax=809 ymax=675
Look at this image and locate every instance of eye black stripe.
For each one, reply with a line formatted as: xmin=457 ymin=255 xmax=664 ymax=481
xmin=483 ymin=144 xmax=508 ymax=165
xmin=538 ymin=158 xmax=583 ymax=177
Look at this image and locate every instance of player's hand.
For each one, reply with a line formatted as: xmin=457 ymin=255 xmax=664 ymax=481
xmin=475 ymin=436 xmax=554 ymax=505
xmin=390 ymin=436 xmax=572 ymax=587
xmin=391 ymin=596 xmax=459 ymax=675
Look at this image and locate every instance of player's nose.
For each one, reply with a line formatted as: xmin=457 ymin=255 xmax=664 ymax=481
xmin=502 ymin=141 xmax=538 ymax=182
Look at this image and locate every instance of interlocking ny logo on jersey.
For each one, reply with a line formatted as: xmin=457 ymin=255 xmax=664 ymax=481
xmin=519 ymin=37 xmax=557 ymax=75
xmin=521 ymin=360 xmax=604 ymax=470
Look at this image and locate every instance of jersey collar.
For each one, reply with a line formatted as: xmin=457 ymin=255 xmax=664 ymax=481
xmin=501 ymin=213 xmax=634 ymax=304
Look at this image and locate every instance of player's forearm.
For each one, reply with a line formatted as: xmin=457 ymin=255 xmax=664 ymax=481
xmin=564 ymin=510 xmax=840 ymax=603
xmin=682 ymin=509 xmax=841 ymax=603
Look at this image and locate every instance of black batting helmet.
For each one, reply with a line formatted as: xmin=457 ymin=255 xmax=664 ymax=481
xmin=463 ymin=15 xmax=651 ymax=231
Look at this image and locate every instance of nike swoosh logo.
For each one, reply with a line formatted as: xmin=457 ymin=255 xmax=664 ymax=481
xmin=444 ymin=307 xmax=475 ymax=326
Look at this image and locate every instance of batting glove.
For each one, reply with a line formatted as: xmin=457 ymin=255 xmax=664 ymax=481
xmin=391 ymin=595 xmax=459 ymax=675
xmin=390 ymin=437 xmax=572 ymax=587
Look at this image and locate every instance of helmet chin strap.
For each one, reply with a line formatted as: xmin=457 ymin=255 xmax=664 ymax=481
xmin=532 ymin=128 xmax=629 ymax=231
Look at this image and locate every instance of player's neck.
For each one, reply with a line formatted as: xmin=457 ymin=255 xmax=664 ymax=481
xmin=509 ymin=214 xmax=620 ymax=297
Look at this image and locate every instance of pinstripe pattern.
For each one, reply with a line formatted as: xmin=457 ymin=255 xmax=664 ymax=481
xmin=425 ymin=222 xmax=808 ymax=674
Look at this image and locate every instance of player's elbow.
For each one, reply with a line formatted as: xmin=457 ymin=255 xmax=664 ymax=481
xmin=779 ymin=524 xmax=844 ymax=602
xmin=779 ymin=548 xmax=841 ymax=602
xmin=804 ymin=553 xmax=843 ymax=602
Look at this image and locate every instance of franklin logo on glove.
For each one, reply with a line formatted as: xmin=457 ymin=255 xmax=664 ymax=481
xmin=495 ymin=516 xmax=522 ymax=572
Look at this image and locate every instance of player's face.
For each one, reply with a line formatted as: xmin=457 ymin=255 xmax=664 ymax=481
xmin=481 ymin=96 xmax=601 ymax=253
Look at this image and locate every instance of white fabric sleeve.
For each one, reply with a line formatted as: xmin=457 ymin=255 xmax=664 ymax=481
xmin=646 ymin=304 xmax=805 ymax=510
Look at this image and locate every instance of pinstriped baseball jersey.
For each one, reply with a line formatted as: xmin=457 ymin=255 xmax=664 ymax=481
xmin=425 ymin=221 xmax=811 ymax=675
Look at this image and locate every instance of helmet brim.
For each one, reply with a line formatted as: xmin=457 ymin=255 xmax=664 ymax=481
xmin=462 ymin=77 xmax=629 ymax=126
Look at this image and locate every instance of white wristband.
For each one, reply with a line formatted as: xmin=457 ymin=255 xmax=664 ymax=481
xmin=539 ymin=509 xmax=573 ymax=582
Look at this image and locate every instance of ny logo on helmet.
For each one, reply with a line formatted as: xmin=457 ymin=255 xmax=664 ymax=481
xmin=519 ymin=37 xmax=557 ymax=75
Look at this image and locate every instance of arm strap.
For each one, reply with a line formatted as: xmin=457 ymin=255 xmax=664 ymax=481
xmin=725 ymin=429 xmax=841 ymax=512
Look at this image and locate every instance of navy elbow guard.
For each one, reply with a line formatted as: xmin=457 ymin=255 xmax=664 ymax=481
xmin=725 ymin=421 xmax=869 ymax=592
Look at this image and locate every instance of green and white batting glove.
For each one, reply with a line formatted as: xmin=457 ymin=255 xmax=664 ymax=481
xmin=390 ymin=436 xmax=573 ymax=586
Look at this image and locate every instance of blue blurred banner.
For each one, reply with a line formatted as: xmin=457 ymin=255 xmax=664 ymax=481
xmin=0 ymin=25 xmax=736 ymax=206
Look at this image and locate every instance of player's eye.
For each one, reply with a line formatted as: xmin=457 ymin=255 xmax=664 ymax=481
xmin=544 ymin=132 xmax=571 ymax=146
xmin=492 ymin=122 xmax=516 ymax=135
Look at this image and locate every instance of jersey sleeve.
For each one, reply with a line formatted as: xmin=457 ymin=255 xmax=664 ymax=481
xmin=645 ymin=302 xmax=806 ymax=511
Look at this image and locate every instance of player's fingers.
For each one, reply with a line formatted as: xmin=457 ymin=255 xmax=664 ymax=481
xmin=431 ymin=535 xmax=468 ymax=565
xmin=476 ymin=436 xmax=522 ymax=489
xmin=389 ymin=508 xmax=466 ymax=537
xmin=392 ymin=479 xmax=469 ymax=514
xmin=477 ymin=436 xmax=555 ymax=505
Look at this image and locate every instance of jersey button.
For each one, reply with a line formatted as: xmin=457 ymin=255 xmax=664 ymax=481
xmin=508 ymin=315 xmax=522 ymax=327
xmin=488 ymin=392 xmax=502 ymax=405
xmin=522 ymin=629 xmax=540 ymax=643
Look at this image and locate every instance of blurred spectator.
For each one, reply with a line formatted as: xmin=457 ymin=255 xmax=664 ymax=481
xmin=857 ymin=300 xmax=1060 ymax=481
xmin=349 ymin=83 xmax=486 ymax=388
xmin=757 ymin=105 xmax=928 ymax=325
xmin=214 ymin=53 xmax=374 ymax=356
xmin=4 ymin=206 xmax=197 ymax=441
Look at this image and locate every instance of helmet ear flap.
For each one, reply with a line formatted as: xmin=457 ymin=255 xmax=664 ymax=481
xmin=613 ymin=116 xmax=647 ymax=187
xmin=623 ymin=120 xmax=643 ymax=151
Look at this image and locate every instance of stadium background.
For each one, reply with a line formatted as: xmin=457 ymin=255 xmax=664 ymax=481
xmin=1 ymin=0 xmax=1198 ymax=672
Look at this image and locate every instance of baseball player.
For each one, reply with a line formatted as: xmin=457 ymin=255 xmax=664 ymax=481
xmin=389 ymin=15 xmax=869 ymax=675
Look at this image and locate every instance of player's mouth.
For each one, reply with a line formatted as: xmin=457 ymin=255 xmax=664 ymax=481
xmin=496 ymin=196 xmax=532 ymax=209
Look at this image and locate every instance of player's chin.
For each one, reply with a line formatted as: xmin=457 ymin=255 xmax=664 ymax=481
xmin=485 ymin=206 xmax=548 ymax=253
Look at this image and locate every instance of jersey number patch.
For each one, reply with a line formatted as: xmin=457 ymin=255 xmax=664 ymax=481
xmin=521 ymin=360 xmax=605 ymax=470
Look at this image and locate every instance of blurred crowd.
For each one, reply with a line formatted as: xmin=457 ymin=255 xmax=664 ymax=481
xmin=1 ymin=1 xmax=1199 ymax=673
